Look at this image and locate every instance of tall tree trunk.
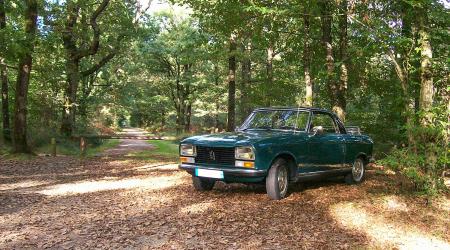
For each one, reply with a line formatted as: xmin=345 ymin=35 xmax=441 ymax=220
xmin=418 ymin=11 xmax=433 ymax=127
xmin=240 ymin=41 xmax=251 ymax=122
xmin=226 ymin=33 xmax=237 ymax=132
xmin=184 ymin=102 xmax=192 ymax=133
xmin=336 ymin=0 xmax=348 ymax=121
xmin=0 ymin=0 xmax=10 ymax=141
xmin=13 ymin=0 xmax=38 ymax=153
xmin=214 ymin=63 xmax=220 ymax=132
xmin=61 ymin=58 xmax=80 ymax=135
xmin=0 ymin=60 xmax=8 ymax=141
xmin=398 ymin=2 xmax=415 ymax=146
xmin=303 ymin=14 xmax=313 ymax=106
xmin=265 ymin=45 xmax=274 ymax=106
xmin=320 ymin=1 xmax=338 ymax=115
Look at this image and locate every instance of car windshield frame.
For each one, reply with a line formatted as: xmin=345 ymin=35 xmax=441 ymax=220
xmin=239 ymin=109 xmax=311 ymax=132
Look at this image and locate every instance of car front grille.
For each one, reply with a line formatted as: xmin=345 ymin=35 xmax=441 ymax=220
xmin=195 ymin=146 xmax=235 ymax=165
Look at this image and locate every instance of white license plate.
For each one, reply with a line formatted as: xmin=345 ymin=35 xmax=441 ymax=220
xmin=195 ymin=168 xmax=224 ymax=179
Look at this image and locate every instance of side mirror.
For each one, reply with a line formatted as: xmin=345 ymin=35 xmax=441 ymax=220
xmin=312 ymin=126 xmax=324 ymax=135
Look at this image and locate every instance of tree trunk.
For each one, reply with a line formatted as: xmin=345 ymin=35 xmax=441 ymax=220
xmin=418 ymin=11 xmax=433 ymax=127
xmin=13 ymin=0 xmax=38 ymax=153
xmin=214 ymin=63 xmax=220 ymax=132
xmin=226 ymin=34 xmax=237 ymax=132
xmin=0 ymin=60 xmax=9 ymax=141
xmin=336 ymin=0 xmax=348 ymax=121
xmin=0 ymin=0 xmax=10 ymax=141
xmin=240 ymin=41 xmax=251 ymax=122
xmin=61 ymin=58 xmax=80 ymax=136
xmin=320 ymin=1 xmax=338 ymax=115
xmin=184 ymin=103 xmax=192 ymax=133
xmin=265 ymin=45 xmax=274 ymax=106
xmin=303 ymin=14 xmax=313 ymax=106
xmin=397 ymin=2 xmax=415 ymax=146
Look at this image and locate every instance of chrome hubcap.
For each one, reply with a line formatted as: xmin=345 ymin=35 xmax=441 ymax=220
xmin=352 ymin=160 xmax=364 ymax=182
xmin=278 ymin=167 xmax=288 ymax=196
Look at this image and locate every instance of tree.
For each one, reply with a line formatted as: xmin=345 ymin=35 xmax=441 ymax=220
xmin=303 ymin=10 xmax=313 ymax=106
xmin=417 ymin=4 xmax=433 ymax=126
xmin=60 ymin=0 xmax=118 ymax=136
xmin=337 ymin=0 xmax=348 ymax=121
xmin=0 ymin=0 xmax=10 ymax=141
xmin=13 ymin=0 xmax=38 ymax=153
xmin=226 ymin=33 xmax=237 ymax=132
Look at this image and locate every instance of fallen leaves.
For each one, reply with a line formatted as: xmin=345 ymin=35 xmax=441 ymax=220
xmin=0 ymin=152 xmax=449 ymax=249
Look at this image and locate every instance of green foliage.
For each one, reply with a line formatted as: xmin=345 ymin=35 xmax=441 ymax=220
xmin=379 ymin=107 xmax=449 ymax=196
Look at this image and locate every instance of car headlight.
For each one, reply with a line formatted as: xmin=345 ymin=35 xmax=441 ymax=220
xmin=180 ymin=144 xmax=196 ymax=156
xmin=235 ymin=146 xmax=255 ymax=160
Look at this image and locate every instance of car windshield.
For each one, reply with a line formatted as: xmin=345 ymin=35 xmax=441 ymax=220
xmin=240 ymin=110 xmax=310 ymax=131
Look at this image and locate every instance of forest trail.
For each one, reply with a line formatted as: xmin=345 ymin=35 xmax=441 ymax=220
xmin=100 ymin=128 xmax=155 ymax=156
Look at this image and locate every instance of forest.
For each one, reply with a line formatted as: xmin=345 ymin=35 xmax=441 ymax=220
xmin=0 ymin=0 xmax=449 ymax=190
xmin=0 ymin=0 xmax=449 ymax=248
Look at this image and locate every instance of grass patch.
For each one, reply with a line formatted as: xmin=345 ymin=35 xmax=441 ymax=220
xmin=35 ymin=139 xmax=121 ymax=157
xmin=125 ymin=140 xmax=179 ymax=161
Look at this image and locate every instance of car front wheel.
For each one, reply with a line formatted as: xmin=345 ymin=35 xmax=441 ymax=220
xmin=345 ymin=157 xmax=365 ymax=184
xmin=192 ymin=176 xmax=215 ymax=191
xmin=266 ymin=158 xmax=289 ymax=200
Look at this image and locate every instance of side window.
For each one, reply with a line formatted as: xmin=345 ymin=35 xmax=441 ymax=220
xmin=310 ymin=113 xmax=339 ymax=134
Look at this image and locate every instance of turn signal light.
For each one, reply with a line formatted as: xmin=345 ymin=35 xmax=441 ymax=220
xmin=235 ymin=160 xmax=255 ymax=168
xmin=180 ymin=157 xmax=195 ymax=163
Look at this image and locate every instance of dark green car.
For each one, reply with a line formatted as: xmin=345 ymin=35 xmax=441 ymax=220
xmin=179 ymin=107 xmax=373 ymax=200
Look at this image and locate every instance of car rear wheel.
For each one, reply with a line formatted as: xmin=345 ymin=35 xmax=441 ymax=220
xmin=345 ymin=158 xmax=365 ymax=184
xmin=266 ymin=158 xmax=289 ymax=200
xmin=192 ymin=176 xmax=215 ymax=191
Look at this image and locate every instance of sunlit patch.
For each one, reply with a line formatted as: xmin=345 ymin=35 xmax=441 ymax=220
xmin=180 ymin=202 xmax=213 ymax=215
xmin=133 ymin=163 xmax=178 ymax=172
xmin=0 ymin=180 xmax=51 ymax=191
xmin=330 ymin=202 xmax=450 ymax=249
xmin=108 ymin=160 xmax=131 ymax=166
xmin=37 ymin=175 xmax=183 ymax=196
xmin=383 ymin=195 xmax=409 ymax=212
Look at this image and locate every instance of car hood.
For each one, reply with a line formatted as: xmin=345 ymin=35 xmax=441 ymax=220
xmin=181 ymin=130 xmax=305 ymax=147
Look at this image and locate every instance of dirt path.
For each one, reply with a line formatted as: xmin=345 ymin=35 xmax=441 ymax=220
xmin=101 ymin=128 xmax=155 ymax=156
xmin=0 ymin=141 xmax=449 ymax=249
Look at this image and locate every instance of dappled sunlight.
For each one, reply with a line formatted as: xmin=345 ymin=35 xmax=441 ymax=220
xmin=37 ymin=174 xmax=184 ymax=196
xmin=330 ymin=202 xmax=450 ymax=249
xmin=133 ymin=163 xmax=178 ymax=172
xmin=108 ymin=160 xmax=132 ymax=166
xmin=382 ymin=195 xmax=410 ymax=212
xmin=0 ymin=180 xmax=51 ymax=191
xmin=180 ymin=201 xmax=213 ymax=215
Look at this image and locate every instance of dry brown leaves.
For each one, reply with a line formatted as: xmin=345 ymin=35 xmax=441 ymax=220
xmin=0 ymin=153 xmax=448 ymax=249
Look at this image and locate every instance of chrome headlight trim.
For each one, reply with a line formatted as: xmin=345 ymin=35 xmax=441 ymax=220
xmin=235 ymin=146 xmax=255 ymax=160
xmin=180 ymin=144 xmax=197 ymax=157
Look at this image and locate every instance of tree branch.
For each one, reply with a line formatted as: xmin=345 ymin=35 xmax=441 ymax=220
xmin=81 ymin=51 xmax=116 ymax=77
xmin=76 ymin=0 xmax=110 ymax=60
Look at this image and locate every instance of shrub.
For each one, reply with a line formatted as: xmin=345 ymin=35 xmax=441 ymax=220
xmin=379 ymin=111 xmax=449 ymax=196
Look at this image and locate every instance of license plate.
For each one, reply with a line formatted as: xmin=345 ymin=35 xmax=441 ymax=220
xmin=195 ymin=168 xmax=224 ymax=179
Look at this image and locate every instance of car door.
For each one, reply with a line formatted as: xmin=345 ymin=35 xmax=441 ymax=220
xmin=306 ymin=112 xmax=345 ymax=171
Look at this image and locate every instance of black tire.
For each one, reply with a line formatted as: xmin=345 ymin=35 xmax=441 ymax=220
xmin=345 ymin=157 xmax=365 ymax=184
xmin=192 ymin=176 xmax=215 ymax=191
xmin=266 ymin=158 xmax=289 ymax=200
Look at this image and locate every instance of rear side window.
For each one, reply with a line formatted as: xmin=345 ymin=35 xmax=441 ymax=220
xmin=310 ymin=112 xmax=339 ymax=134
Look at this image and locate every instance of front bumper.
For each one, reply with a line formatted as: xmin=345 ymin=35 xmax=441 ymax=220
xmin=179 ymin=164 xmax=267 ymax=178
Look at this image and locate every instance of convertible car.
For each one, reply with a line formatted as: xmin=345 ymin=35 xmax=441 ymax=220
xmin=179 ymin=107 xmax=374 ymax=200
